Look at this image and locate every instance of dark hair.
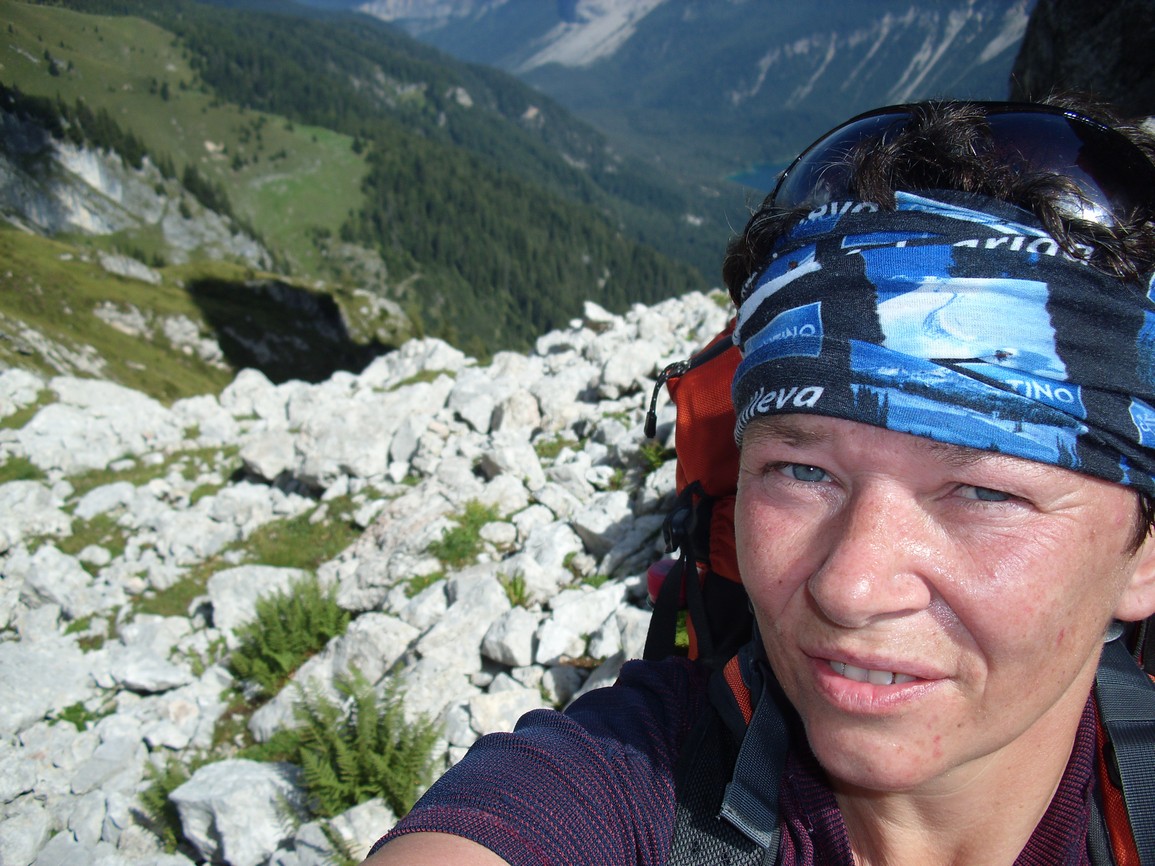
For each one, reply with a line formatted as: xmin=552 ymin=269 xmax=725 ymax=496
xmin=724 ymin=96 xmax=1155 ymax=548
xmin=1133 ymin=490 xmax=1155 ymax=554
xmin=722 ymin=96 xmax=1155 ymax=300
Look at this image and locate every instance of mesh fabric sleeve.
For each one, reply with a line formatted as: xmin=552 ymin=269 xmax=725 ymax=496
xmin=370 ymin=656 xmax=709 ymax=866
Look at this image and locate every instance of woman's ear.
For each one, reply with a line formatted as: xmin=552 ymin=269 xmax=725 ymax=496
xmin=1115 ymin=533 xmax=1155 ymax=622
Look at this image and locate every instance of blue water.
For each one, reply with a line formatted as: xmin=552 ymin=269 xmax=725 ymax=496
xmin=729 ymin=163 xmax=787 ymax=192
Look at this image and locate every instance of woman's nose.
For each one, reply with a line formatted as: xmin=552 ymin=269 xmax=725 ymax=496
xmin=806 ymin=485 xmax=935 ymax=628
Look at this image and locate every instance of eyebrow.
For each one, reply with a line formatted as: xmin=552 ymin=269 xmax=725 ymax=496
xmin=742 ymin=416 xmax=1001 ymax=469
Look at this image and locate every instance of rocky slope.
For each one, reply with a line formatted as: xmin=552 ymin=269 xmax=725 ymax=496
xmin=0 ymin=289 xmax=730 ymax=866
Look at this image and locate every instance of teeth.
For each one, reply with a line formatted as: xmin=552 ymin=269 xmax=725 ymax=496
xmin=830 ymin=661 xmax=916 ymax=685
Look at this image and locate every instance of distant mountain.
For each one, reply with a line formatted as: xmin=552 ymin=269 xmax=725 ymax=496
xmin=2 ymin=0 xmax=713 ymax=362
xmin=364 ymin=0 xmax=1034 ymax=186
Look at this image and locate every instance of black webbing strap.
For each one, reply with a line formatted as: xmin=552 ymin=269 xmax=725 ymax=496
xmin=644 ymin=482 xmax=717 ymax=664
xmin=1095 ymin=636 xmax=1155 ymax=866
xmin=717 ymin=657 xmax=788 ymax=857
xmin=668 ymin=645 xmax=784 ymax=865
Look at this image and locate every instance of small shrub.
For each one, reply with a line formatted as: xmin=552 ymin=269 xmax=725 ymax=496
xmin=427 ymin=501 xmax=499 ymax=569
xmin=639 ymin=441 xmax=673 ymax=474
xmin=533 ymin=434 xmax=579 ymax=462
xmin=292 ymin=672 xmax=440 ymax=818
xmin=228 ymin=575 xmax=351 ymax=699
xmin=48 ymin=700 xmax=108 ymax=732
xmin=139 ymin=754 xmax=206 ymax=852
xmin=499 ymin=572 xmax=528 ymax=607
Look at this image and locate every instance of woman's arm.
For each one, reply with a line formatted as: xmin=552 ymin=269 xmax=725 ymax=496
xmin=363 ymin=832 xmax=510 ymax=865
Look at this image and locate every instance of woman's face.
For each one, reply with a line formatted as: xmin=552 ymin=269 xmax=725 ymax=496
xmin=735 ymin=414 xmax=1155 ymax=795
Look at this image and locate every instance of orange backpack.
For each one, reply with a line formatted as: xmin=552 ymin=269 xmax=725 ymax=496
xmin=643 ymin=322 xmax=750 ymax=668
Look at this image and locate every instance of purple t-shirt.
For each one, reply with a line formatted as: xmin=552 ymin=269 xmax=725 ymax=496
xmin=373 ymin=657 xmax=1096 ymax=865
xmin=376 ymin=657 xmax=708 ymax=865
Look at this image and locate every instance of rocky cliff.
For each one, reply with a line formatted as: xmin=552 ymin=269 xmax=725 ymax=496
xmin=1011 ymin=0 xmax=1155 ymax=117
xmin=0 ymin=110 xmax=269 ymax=270
xmin=0 ymin=290 xmax=728 ymax=865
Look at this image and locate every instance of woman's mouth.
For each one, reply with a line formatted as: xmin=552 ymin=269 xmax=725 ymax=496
xmin=829 ymin=660 xmax=918 ymax=685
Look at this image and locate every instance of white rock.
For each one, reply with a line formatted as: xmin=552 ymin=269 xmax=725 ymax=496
xmin=328 ymin=797 xmax=397 ymax=862
xmin=0 ymin=739 xmax=38 ymax=804
xmin=0 ymin=481 xmax=71 ymax=550
xmin=172 ymin=393 xmax=240 ymax=445
xmin=219 ymin=368 xmax=287 ymax=424
xmin=69 ymin=732 xmax=145 ymax=796
xmin=397 ymin=578 xmax=449 ymax=631
xmin=0 ymin=796 xmax=53 ymax=866
xmin=482 ymin=606 xmax=541 ymax=668
xmin=0 ymin=636 xmax=94 ymax=734
xmin=599 ymin=338 xmax=658 ymax=398
xmin=535 ymin=583 xmax=627 ymax=665
xmin=240 ymin=430 xmax=296 ymax=482
xmin=491 ymin=388 xmax=542 ymax=433
xmin=522 ymin=520 xmax=584 ymax=574
xmin=170 ymin=759 xmax=304 ymax=866
xmin=17 ymin=378 xmax=182 ymax=474
xmin=0 ymin=367 xmax=44 ymax=421
xmin=543 ymin=664 xmax=586 ymax=706
xmin=206 ymin=565 xmax=308 ymax=642
xmin=570 ymin=489 xmax=634 ymax=558
xmin=468 ymin=685 xmax=546 ymax=736
xmin=477 ymin=436 xmax=547 ymax=491
xmin=417 ymin=566 xmax=511 ymax=667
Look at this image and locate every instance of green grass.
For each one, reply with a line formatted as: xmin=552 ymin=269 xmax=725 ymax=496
xmin=405 ymin=571 xmax=444 ymax=599
xmin=0 ymin=227 xmax=235 ymax=402
xmin=56 ymin=512 xmax=126 ymax=562
xmin=533 ymin=434 xmax=580 ymax=462
xmin=48 ymin=698 xmax=111 ymax=731
xmin=0 ymin=455 xmax=47 ymax=485
xmin=639 ymin=441 xmax=673 ymax=473
xmin=1 ymin=0 xmax=369 ymax=280
xmin=427 ymin=500 xmax=500 ymax=569
xmin=131 ymin=557 xmax=215 ymax=619
xmin=0 ymin=388 xmax=53 ymax=430
xmin=242 ymin=502 xmax=361 ymax=571
xmin=65 ymin=455 xmax=170 ymax=499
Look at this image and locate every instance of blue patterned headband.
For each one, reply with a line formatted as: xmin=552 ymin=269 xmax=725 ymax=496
xmin=731 ymin=190 xmax=1155 ymax=495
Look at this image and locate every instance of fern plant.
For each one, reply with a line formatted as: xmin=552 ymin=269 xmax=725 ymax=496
xmin=229 ymin=574 xmax=351 ymax=698
xmin=293 ymin=672 xmax=441 ymax=818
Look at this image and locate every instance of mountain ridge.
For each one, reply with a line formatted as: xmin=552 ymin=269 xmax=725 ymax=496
xmin=380 ymin=0 xmax=1033 ymax=183
xmin=1 ymin=0 xmax=719 ymax=366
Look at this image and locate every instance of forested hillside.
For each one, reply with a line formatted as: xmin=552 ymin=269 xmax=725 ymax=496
xmin=3 ymin=0 xmax=716 ymax=359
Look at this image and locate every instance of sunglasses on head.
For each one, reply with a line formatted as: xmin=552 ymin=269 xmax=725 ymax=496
xmin=769 ymin=101 xmax=1155 ymax=230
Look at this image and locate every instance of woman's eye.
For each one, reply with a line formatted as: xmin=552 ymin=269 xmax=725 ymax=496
xmin=959 ymin=485 xmax=1011 ymax=502
xmin=780 ymin=463 xmax=830 ymax=483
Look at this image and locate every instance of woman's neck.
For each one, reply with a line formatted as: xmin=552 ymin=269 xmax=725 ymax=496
xmin=833 ymin=694 xmax=1095 ymax=866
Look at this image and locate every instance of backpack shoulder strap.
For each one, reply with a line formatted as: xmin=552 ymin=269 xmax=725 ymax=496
xmin=668 ymin=645 xmax=789 ymax=865
xmin=1094 ymin=635 xmax=1155 ymax=866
